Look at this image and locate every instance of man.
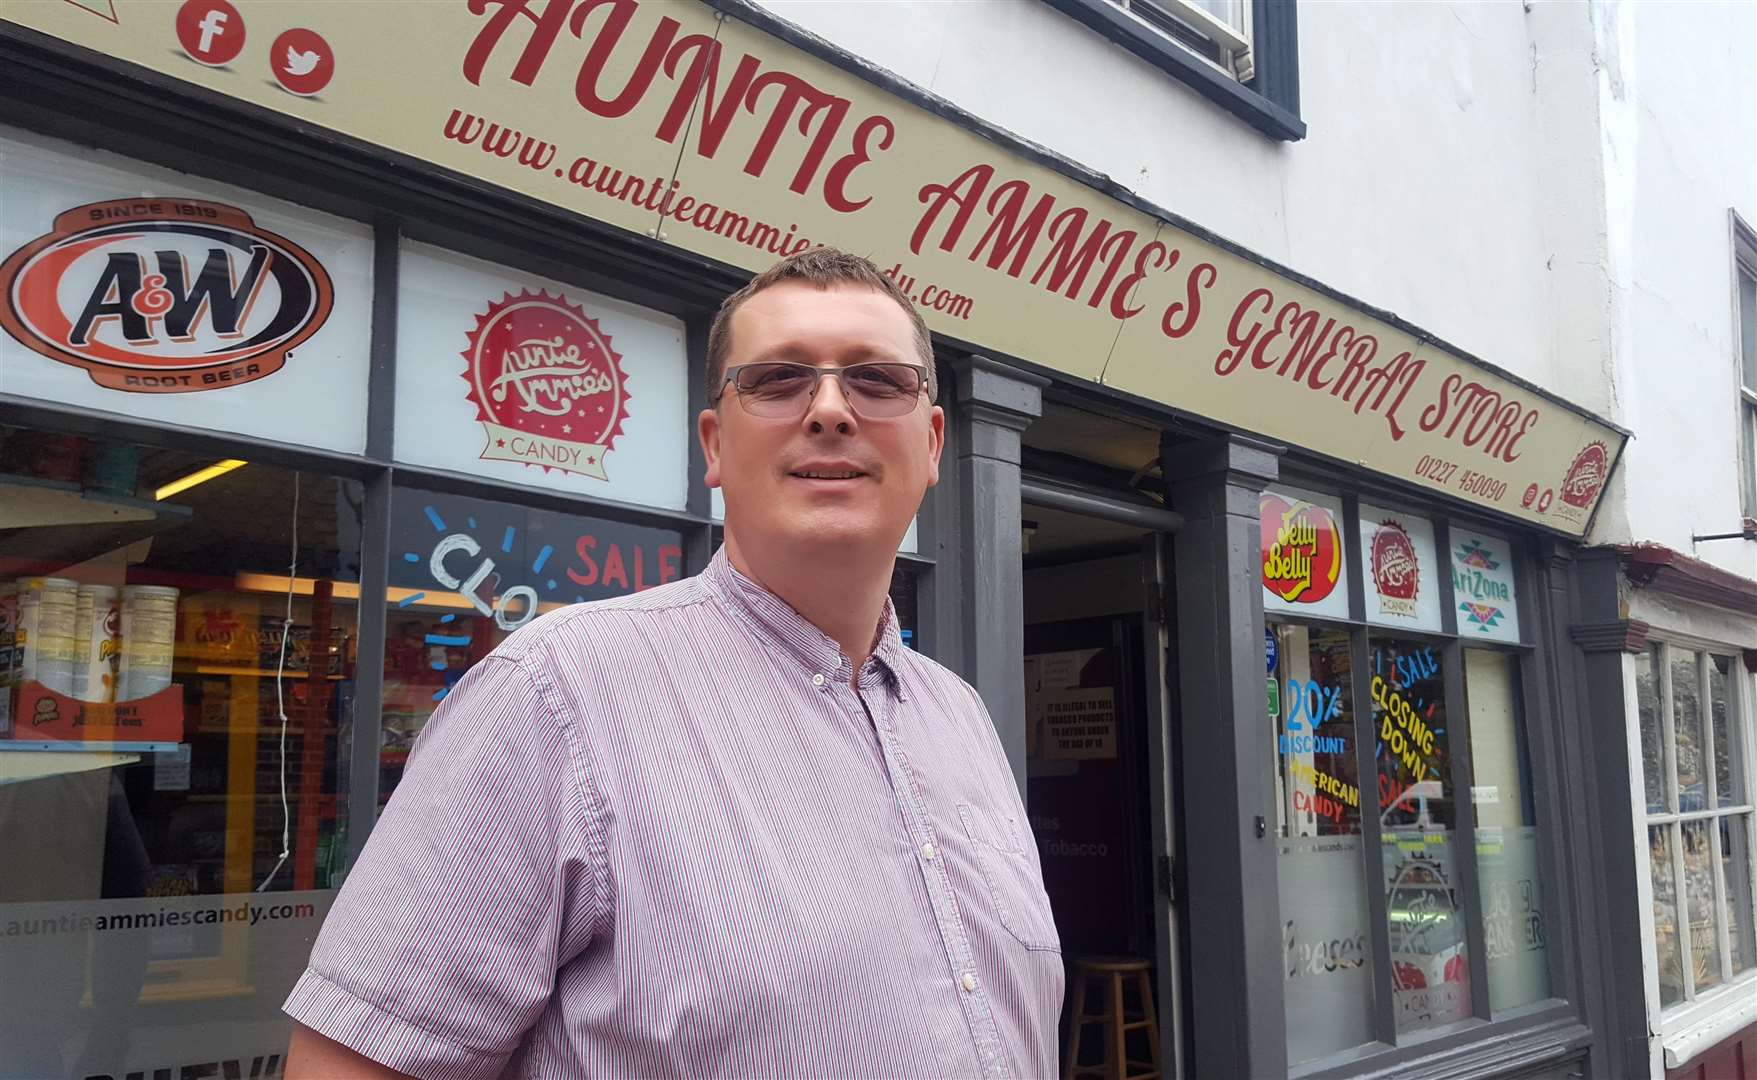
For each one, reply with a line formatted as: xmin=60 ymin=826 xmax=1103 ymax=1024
xmin=284 ymin=248 xmax=1063 ymax=1079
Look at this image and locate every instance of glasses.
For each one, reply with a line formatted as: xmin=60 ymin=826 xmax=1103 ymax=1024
xmin=717 ymin=361 xmax=931 ymax=419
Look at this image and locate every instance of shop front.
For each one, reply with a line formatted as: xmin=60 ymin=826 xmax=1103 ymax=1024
xmin=1 ymin=3 xmax=1635 ymax=1079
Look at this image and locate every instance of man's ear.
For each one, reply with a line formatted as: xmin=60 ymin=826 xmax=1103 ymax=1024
xmin=698 ymin=407 xmax=723 ymax=489
xmin=924 ymin=404 xmax=946 ymax=488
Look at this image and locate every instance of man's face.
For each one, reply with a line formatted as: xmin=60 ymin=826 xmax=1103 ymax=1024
xmin=699 ymin=281 xmax=944 ymax=558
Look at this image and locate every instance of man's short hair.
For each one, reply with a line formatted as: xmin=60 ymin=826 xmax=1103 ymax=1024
xmin=706 ymin=246 xmax=937 ymax=404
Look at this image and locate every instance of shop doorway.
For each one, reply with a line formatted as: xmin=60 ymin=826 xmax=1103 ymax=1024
xmin=1021 ymin=493 xmax=1184 ymax=1079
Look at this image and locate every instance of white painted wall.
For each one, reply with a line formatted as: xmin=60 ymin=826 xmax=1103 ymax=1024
xmin=756 ymin=0 xmax=1756 ymax=577
xmin=1586 ymin=0 xmax=1756 ymax=580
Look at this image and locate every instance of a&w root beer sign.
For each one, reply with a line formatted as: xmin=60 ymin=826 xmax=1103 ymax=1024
xmin=0 ymin=0 xmax=1628 ymax=534
xmin=1 ymin=198 xmax=333 ymax=392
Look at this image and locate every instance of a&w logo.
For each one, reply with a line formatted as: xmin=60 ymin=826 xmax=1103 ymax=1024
xmin=1 ymin=198 xmax=333 ymax=393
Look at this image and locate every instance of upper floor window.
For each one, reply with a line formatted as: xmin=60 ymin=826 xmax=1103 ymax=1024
xmin=1734 ymin=213 xmax=1756 ymax=519
xmin=1105 ymin=0 xmax=1253 ymax=79
xmin=1045 ymin=0 xmax=1303 ymax=141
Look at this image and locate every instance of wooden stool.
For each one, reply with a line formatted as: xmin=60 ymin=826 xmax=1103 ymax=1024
xmin=1064 ymin=956 xmax=1161 ymax=1080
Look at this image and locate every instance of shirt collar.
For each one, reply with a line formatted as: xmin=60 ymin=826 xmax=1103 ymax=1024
xmin=700 ymin=547 xmax=907 ymax=699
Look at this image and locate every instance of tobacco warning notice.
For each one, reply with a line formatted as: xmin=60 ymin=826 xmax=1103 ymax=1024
xmin=1041 ymin=688 xmax=1117 ymax=761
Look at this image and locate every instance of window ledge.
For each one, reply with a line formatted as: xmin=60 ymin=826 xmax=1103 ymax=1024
xmin=1661 ymin=974 xmax=1757 ymax=1069
xmin=1041 ymin=0 xmax=1305 ymax=141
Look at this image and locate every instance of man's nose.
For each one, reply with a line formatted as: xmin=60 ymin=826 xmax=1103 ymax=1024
xmin=802 ymin=370 xmax=859 ymax=433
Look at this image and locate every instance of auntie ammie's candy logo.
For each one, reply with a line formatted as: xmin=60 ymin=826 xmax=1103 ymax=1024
xmin=1559 ymin=441 xmax=1609 ymax=510
xmin=463 ymin=291 xmax=628 ymax=480
xmin=1370 ymin=519 xmax=1420 ymax=618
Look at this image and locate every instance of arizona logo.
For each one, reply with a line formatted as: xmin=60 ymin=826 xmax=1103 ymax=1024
xmin=1370 ymin=519 xmax=1420 ymax=616
xmin=1559 ymin=441 xmax=1609 ymax=509
xmin=1259 ymin=493 xmax=1342 ymax=604
xmin=0 ymin=198 xmax=332 ymax=393
xmin=462 ymin=291 xmax=629 ymax=480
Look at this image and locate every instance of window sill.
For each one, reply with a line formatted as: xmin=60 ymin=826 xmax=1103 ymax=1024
xmin=1661 ymin=973 xmax=1757 ymax=1069
xmin=1041 ymin=0 xmax=1305 ymax=141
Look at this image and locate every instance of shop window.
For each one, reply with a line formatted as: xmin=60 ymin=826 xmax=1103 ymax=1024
xmin=1463 ymin=649 xmax=1549 ymax=1011
xmin=0 ymin=425 xmax=357 ymax=1077
xmin=394 ymin=242 xmax=690 ymax=512
xmin=0 ymin=126 xmax=373 ymax=455
xmin=1370 ymin=635 xmax=1471 ymax=1032
xmin=1637 ymin=644 xmax=1757 ymax=1011
xmin=1269 ymin=621 xmax=1375 ymax=1065
xmin=379 ymin=488 xmax=685 ymax=807
xmin=1261 ymin=496 xmax=1555 ymax=1061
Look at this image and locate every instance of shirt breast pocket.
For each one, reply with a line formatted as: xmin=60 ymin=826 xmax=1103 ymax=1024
xmin=957 ymin=802 xmax=1061 ymax=953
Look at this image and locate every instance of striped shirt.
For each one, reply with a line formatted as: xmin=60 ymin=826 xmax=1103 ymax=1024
xmin=284 ymin=548 xmax=1063 ymax=1079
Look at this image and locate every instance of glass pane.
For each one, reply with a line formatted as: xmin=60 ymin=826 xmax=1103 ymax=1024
xmin=1723 ymin=815 xmax=1755 ymax=975
xmin=1273 ymin=625 xmax=1361 ymax=839
xmin=1650 ymin=825 xmax=1685 ymax=1006
xmin=1681 ymin=820 xmax=1723 ymax=990
xmin=1710 ymin=656 xmax=1740 ymax=806
xmin=1739 ymin=266 xmax=1757 ymax=390
xmin=1271 ymin=623 xmax=1373 ymax=1065
xmin=1636 ymin=648 xmax=1665 ymax=814
xmin=0 ymin=426 xmax=358 ymax=1076
xmin=1674 ymin=653 xmax=1706 ymax=813
xmin=1371 ymin=637 xmax=1470 ymax=1032
xmin=1464 ymin=650 xmax=1549 ymax=1010
xmin=381 ymin=488 xmax=684 ymax=808
xmin=1189 ymin=0 xmax=1247 ymax=33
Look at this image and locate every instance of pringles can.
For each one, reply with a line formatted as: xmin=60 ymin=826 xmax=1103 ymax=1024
xmin=117 ymin=585 xmax=179 ymax=701
xmin=19 ymin=577 xmax=78 ymax=696
xmin=73 ymin=584 xmax=121 ymax=703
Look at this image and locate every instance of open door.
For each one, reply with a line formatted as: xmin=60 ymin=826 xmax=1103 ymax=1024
xmin=1139 ymin=531 xmax=1185 ymax=1080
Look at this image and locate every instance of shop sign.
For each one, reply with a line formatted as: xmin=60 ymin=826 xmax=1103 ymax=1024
xmin=463 ymin=289 xmax=630 ymax=480
xmin=1358 ymin=504 xmax=1441 ymax=631
xmin=388 ymin=490 xmax=684 ymax=629
xmin=396 ymin=242 xmax=688 ymax=508
xmin=1040 ymin=687 xmax=1116 ymax=761
xmin=0 ymin=198 xmax=332 ymax=393
xmin=0 ymin=130 xmax=373 ymax=452
xmin=0 ymin=1 xmax=1627 ymax=534
xmin=1449 ymin=531 xmax=1520 ymax=643
xmin=1261 ymin=487 xmax=1349 ymax=621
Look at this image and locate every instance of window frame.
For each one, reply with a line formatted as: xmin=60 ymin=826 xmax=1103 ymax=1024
xmin=1633 ymin=637 xmax=1757 ymax=1027
xmin=1265 ymin=486 xmax=1571 ymax=1076
xmin=1042 ymin=0 xmax=1304 ymax=141
xmin=1732 ymin=211 xmax=1757 ymax=521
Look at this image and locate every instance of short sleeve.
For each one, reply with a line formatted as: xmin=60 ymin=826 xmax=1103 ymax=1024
xmin=283 ymin=654 xmax=603 ymax=1080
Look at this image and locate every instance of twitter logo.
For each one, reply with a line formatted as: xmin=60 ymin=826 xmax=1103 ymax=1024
xmin=284 ymin=46 xmax=321 ymax=78
xmin=270 ymin=27 xmax=333 ymax=97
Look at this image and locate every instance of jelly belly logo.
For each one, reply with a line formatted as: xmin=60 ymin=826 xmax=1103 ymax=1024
xmin=0 ymin=198 xmax=332 ymax=393
xmin=463 ymin=291 xmax=629 ymax=480
xmin=1260 ymin=494 xmax=1343 ymax=604
xmin=1559 ymin=441 xmax=1608 ymax=511
xmin=1370 ymin=520 xmax=1420 ymax=617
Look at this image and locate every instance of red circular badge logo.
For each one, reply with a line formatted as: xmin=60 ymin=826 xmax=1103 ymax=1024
xmin=175 ymin=0 xmax=245 ymax=66
xmin=463 ymin=291 xmax=629 ymax=479
xmin=1371 ymin=520 xmax=1420 ymax=603
xmin=1560 ymin=441 xmax=1609 ymax=509
xmin=270 ymin=28 xmax=334 ymax=97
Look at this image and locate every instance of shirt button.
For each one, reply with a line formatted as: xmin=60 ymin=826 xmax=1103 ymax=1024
xmin=811 ymin=673 xmax=826 ymax=688
xmin=920 ymin=842 xmax=936 ymax=861
xmin=961 ymin=972 xmax=978 ymax=993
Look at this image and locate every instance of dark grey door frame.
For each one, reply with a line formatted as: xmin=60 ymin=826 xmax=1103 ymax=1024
xmin=1162 ymin=431 xmax=1288 ymax=1080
